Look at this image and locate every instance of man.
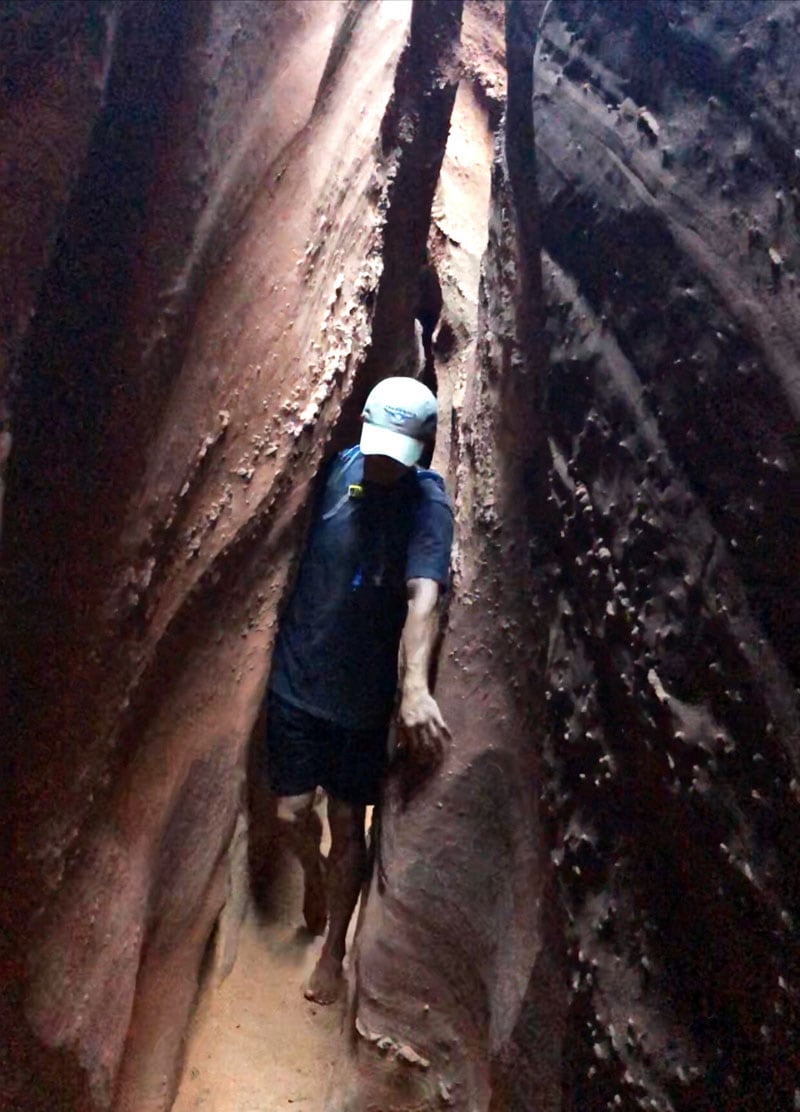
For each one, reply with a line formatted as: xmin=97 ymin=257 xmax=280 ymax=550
xmin=263 ymin=376 xmax=453 ymax=1004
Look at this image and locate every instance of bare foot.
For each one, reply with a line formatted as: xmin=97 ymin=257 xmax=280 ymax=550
xmin=304 ymin=951 xmax=343 ymax=1005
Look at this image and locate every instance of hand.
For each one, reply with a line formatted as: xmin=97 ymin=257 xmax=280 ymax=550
xmin=397 ymin=685 xmax=450 ymax=769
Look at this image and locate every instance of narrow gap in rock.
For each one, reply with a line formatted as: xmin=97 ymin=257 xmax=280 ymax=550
xmin=3 ymin=2 xmax=800 ymax=1111
xmin=172 ymin=6 xmax=488 ymax=1107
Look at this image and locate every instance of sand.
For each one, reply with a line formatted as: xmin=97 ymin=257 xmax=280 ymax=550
xmin=172 ymin=814 xmax=347 ymax=1112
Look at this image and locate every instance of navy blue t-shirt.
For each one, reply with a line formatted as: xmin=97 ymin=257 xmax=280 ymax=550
xmin=269 ymin=447 xmax=453 ymax=729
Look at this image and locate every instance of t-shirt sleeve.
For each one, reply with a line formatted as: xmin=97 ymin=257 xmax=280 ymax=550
xmin=405 ymin=473 xmax=454 ymax=585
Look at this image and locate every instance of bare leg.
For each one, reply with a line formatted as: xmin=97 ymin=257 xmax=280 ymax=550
xmin=304 ymin=797 xmax=366 ymax=1004
xmin=275 ymin=792 xmax=327 ymax=935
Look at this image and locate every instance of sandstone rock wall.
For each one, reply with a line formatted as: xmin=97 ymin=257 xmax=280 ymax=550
xmin=3 ymin=1 xmax=800 ymax=1110
xmin=336 ymin=1 xmax=800 ymax=1109
xmin=330 ymin=5 xmax=564 ymax=1109
xmin=535 ymin=3 xmax=800 ymax=1108
xmin=0 ymin=2 xmax=460 ymax=1108
xmin=0 ymin=0 xmax=118 ymax=535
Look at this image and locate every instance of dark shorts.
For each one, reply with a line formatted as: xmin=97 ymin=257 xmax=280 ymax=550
xmin=262 ymin=690 xmax=389 ymax=806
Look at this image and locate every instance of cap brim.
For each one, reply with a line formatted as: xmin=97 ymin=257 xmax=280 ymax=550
xmin=360 ymin=421 xmax=423 ymax=466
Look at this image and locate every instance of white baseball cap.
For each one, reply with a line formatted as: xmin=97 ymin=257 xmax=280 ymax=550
xmin=360 ymin=377 xmax=438 ymax=466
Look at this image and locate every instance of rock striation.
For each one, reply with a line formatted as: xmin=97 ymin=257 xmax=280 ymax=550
xmin=2 ymin=1 xmax=799 ymax=1110
xmin=336 ymin=1 xmax=800 ymax=1109
xmin=1 ymin=2 xmax=460 ymax=1108
xmin=533 ymin=3 xmax=800 ymax=1109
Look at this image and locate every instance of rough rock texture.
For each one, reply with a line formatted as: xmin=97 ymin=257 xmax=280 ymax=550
xmin=534 ymin=3 xmax=800 ymax=1109
xmin=334 ymin=1 xmax=800 ymax=1110
xmin=428 ymin=0 xmax=503 ymax=474
xmin=0 ymin=2 xmax=460 ymax=1108
xmin=4 ymin=1 xmax=800 ymax=1110
xmin=328 ymin=6 xmax=565 ymax=1111
xmin=0 ymin=0 xmax=117 ymax=535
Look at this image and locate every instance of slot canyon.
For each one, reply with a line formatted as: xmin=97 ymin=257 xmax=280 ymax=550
xmin=1 ymin=0 xmax=799 ymax=1109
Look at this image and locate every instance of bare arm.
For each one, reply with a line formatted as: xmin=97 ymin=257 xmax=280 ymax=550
xmin=397 ymin=577 xmax=450 ymax=767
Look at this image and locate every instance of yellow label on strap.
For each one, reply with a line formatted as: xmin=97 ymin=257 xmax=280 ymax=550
xmin=348 ymin=483 xmax=364 ymax=499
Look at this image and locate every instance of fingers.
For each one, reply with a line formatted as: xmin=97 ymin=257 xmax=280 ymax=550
xmin=426 ymin=699 xmax=450 ymax=741
xmin=395 ymin=701 xmax=450 ymax=771
xmin=413 ymin=721 xmax=444 ymax=766
xmin=421 ymin=710 xmax=449 ymax=755
xmin=429 ymin=708 xmax=451 ymax=744
xmin=395 ymin=722 xmax=427 ymax=761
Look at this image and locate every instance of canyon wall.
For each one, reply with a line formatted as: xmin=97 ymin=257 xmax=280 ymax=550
xmin=535 ymin=3 xmax=800 ymax=1109
xmin=2 ymin=1 xmax=800 ymax=1111
xmin=330 ymin=4 xmax=564 ymax=1109
xmin=1 ymin=2 xmax=460 ymax=1108
xmin=337 ymin=1 xmax=800 ymax=1110
xmin=0 ymin=0 xmax=118 ymax=535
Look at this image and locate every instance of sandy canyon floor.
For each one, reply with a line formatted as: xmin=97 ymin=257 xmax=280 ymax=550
xmin=173 ymin=807 xmax=347 ymax=1112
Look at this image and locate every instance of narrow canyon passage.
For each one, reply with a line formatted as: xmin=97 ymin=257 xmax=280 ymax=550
xmin=173 ymin=29 xmax=497 ymax=1111
xmin=2 ymin=2 xmax=800 ymax=1112
xmin=173 ymin=898 xmax=343 ymax=1111
xmin=171 ymin=805 xmax=347 ymax=1112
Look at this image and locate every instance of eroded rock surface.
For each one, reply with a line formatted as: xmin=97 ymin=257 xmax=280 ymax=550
xmin=535 ymin=2 xmax=800 ymax=1109
xmin=335 ymin=1 xmax=800 ymax=1110
xmin=330 ymin=5 xmax=564 ymax=1110
xmin=1 ymin=2 xmax=460 ymax=1108
xmin=0 ymin=0 xmax=118 ymax=535
xmin=3 ymin=1 xmax=800 ymax=1110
